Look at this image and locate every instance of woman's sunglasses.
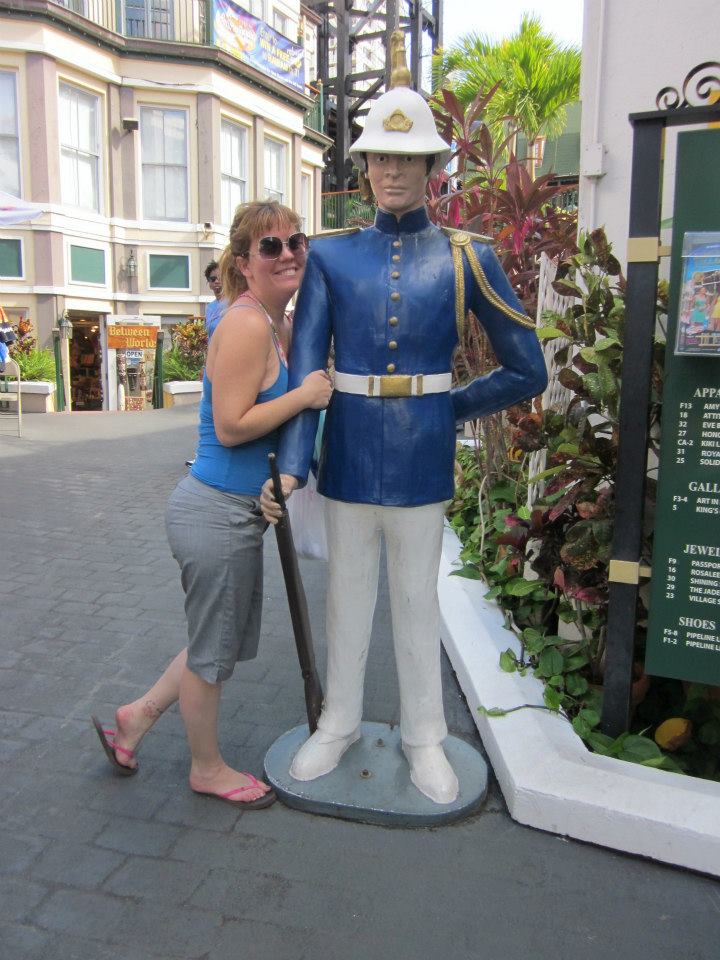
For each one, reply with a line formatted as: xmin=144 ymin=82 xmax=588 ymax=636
xmin=249 ymin=233 xmax=309 ymax=260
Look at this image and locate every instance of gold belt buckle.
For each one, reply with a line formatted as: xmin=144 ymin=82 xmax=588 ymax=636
xmin=379 ymin=375 xmax=412 ymax=397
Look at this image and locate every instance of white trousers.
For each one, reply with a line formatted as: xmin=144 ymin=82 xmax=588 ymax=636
xmin=318 ymin=498 xmax=448 ymax=749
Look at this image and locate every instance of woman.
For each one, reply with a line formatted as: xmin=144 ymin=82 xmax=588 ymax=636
xmin=92 ymin=201 xmax=331 ymax=809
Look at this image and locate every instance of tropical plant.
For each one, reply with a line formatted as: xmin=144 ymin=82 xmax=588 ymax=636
xmin=8 ymin=317 xmax=37 ymax=357
xmin=429 ymin=88 xmax=578 ymax=317
xmin=12 ymin=348 xmax=56 ymax=381
xmin=8 ymin=319 xmax=55 ymax=380
xmin=470 ymin=230 xmax=664 ymax=648
xmin=427 ymin=84 xmax=578 ymax=488
xmin=433 ymin=14 xmax=581 ymax=175
xmin=450 ymin=230 xmax=719 ymax=780
xmin=162 ymin=319 xmax=207 ymax=381
xmin=172 ymin=318 xmax=207 ymax=365
xmin=430 ymin=86 xmax=512 ymax=197
xmin=162 ymin=346 xmax=204 ymax=383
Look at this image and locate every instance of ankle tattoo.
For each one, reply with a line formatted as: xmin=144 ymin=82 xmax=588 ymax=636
xmin=142 ymin=699 xmax=164 ymax=720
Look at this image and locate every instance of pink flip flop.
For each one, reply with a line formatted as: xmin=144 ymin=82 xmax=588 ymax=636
xmin=91 ymin=715 xmax=138 ymax=777
xmin=192 ymin=773 xmax=276 ymax=810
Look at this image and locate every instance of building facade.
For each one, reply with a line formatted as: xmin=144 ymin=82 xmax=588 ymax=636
xmin=579 ymin=0 xmax=720 ymax=262
xmin=0 ymin=0 xmax=330 ymax=407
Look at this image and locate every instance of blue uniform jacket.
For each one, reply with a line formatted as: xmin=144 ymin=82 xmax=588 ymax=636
xmin=278 ymin=206 xmax=547 ymax=506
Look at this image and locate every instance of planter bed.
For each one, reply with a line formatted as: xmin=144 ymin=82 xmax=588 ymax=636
xmin=438 ymin=521 xmax=720 ymax=877
xmin=2 ymin=380 xmax=56 ymax=413
xmin=163 ymin=380 xmax=202 ymax=407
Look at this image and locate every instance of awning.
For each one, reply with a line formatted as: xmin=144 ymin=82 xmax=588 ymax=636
xmin=0 ymin=190 xmax=45 ymax=225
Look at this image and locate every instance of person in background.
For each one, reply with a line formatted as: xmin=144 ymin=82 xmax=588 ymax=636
xmin=185 ymin=261 xmax=227 ymax=465
xmin=0 ymin=315 xmax=15 ymax=370
xmin=93 ymin=201 xmax=331 ymax=809
xmin=204 ymin=260 xmax=226 ymax=340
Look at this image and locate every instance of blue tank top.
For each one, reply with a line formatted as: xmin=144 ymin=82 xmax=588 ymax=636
xmin=191 ymin=335 xmax=289 ymax=496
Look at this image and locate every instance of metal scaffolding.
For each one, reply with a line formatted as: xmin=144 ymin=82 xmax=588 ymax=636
xmin=303 ymin=1 xmax=444 ymax=191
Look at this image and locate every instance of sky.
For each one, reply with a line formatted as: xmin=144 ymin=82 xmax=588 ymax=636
xmin=441 ymin=0 xmax=584 ymax=49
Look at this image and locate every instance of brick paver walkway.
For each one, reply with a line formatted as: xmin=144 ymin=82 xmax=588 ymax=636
xmin=1 ymin=409 xmax=717 ymax=960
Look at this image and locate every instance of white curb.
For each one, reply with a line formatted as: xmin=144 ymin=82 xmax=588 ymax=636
xmin=438 ymin=522 xmax=720 ymax=877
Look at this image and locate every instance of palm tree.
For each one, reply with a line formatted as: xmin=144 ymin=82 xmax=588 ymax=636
xmin=433 ymin=14 xmax=581 ymax=176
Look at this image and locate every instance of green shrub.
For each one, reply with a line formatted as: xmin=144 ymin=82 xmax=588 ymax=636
xmin=13 ymin=348 xmax=56 ymax=381
xmin=162 ymin=346 xmax=203 ymax=382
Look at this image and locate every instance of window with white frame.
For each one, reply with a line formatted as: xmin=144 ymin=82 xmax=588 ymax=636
xmin=264 ymin=138 xmax=286 ymax=204
xmin=59 ymin=83 xmax=101 ymax=212
xmin=300 ymin=172 xmax=310 ymax=233
xmin=273 ymin=10 xmax=291 ymax=38
xmin=220 ymin=119 xmax=248 ymax=225
xmin=239 ymin=0 xmax=264 ymax=20
xmin=0 ymin=72 xmax=21 ymax=198
xmin=140 ymin=107 xmax=188 ymax=221
xmin=0 ymin=238 xmax=23 ymax=278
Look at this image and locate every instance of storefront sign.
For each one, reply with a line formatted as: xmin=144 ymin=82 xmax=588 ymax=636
xmin=212 ymin=0 xmax=304 ymax=93
xmin=645 ymin=133 xmax=720 ymax=686
xmin=107 ymin=325 xmax=159 ymax=351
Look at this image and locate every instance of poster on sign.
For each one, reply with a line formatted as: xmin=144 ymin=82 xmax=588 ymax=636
xmin=212 ymin=0 xmax=304 ymax=93
xmin=674 ymin=232 xmax=720 ymax=357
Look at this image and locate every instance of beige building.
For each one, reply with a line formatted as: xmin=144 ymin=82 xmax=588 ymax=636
xmin=0 ymin=0 xmax=330 ymax=407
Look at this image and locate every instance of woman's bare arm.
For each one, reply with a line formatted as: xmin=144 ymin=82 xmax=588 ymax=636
xmin=209 ymin=306 xmax=330 ymax=447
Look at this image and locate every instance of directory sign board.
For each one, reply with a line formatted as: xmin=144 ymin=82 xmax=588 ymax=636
xmin=645 ymin=130 xmax=720 ymax=685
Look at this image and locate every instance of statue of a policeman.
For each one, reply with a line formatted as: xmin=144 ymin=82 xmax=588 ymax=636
xmin=262 ymin=36 xmax=548 ymax=804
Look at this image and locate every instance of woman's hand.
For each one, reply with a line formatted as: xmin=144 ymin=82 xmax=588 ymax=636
xmin=300 ymin=370 xmax=332 ymax=409
xmin=260 ymin=474 xmax=298 ymax=524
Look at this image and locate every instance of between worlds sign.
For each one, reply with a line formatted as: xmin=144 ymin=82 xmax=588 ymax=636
xmin=107 ymin=326 xmax=159 ymax=351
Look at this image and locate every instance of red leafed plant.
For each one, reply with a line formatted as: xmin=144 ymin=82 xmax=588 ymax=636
xmin=428 ymin=86 xmax=578 ymax=316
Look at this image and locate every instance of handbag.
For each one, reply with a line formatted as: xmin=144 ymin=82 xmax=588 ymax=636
xmin=287 ymin=470 xmax=328 ymax=562
xmin=286 ymin=410 xmax=328 ymax=562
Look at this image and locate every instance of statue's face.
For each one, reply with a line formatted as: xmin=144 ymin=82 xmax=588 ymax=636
xmin=366 ymin=153 xmax=429 ymax=219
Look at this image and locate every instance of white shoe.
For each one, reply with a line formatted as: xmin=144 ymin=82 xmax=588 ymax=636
xmin=289 ymin=727 xmax=361 ymax=781
xmin=402 ymin=743 xmax=459 ymax=804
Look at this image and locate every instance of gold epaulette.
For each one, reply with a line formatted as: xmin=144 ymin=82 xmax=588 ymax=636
xmin=309 ymin=226 xmax=362 ymax=240
xmin=441 ymin=225 xmax=493 ymax=245
xmin=445 ymin=228 xmax=535 ymax=335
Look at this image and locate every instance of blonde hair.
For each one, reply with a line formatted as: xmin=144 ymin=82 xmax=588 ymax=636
xmin=219 ymin=200 xmax=302 ymax=306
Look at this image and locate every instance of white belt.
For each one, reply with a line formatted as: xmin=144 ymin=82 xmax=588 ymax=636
xmin=334 ymin=371 xmax=452 ymax=398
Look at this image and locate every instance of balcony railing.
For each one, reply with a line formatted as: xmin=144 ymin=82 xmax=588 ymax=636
xmin=45 ymin=0 xmax=319 ymax=97
xmin=48 ymin=0 xmax=352 ymax=51
xmin=321 ymin=190 xmax=375 ymax=230
xmin=555 ymin=187 xmax=579 ymax=212
xmin=124 ymin=0 xmax=207 ymax=43
xmin=304 ymin=83 xmax=323 ymax=133
xmin=53 ymin=0 xmax=115 ymax=31
xmin=51 ymin=0 xmax=209 ymax=42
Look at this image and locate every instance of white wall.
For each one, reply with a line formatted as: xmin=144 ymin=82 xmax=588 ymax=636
xmin=579 ymin=0 xmax=720 ymax=262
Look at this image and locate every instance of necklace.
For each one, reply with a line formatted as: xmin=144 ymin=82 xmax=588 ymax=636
xmin=239 ymin=291 xmax=290 ymax=366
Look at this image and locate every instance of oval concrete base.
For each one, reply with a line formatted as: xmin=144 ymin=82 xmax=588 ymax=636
xmin=264 ymin=721 xmax=488 ymax=827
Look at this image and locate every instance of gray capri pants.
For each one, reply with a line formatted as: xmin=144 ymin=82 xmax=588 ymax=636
xmin=165 ymin=474 xmax=267 ymax=683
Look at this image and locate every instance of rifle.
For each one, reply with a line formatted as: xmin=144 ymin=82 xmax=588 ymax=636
xmin=268 ymin=453 xmax=324 ymax=733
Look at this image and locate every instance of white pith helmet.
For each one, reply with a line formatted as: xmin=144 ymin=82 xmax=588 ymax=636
xmin=349 ymin=31 xmax=452 ymax=177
